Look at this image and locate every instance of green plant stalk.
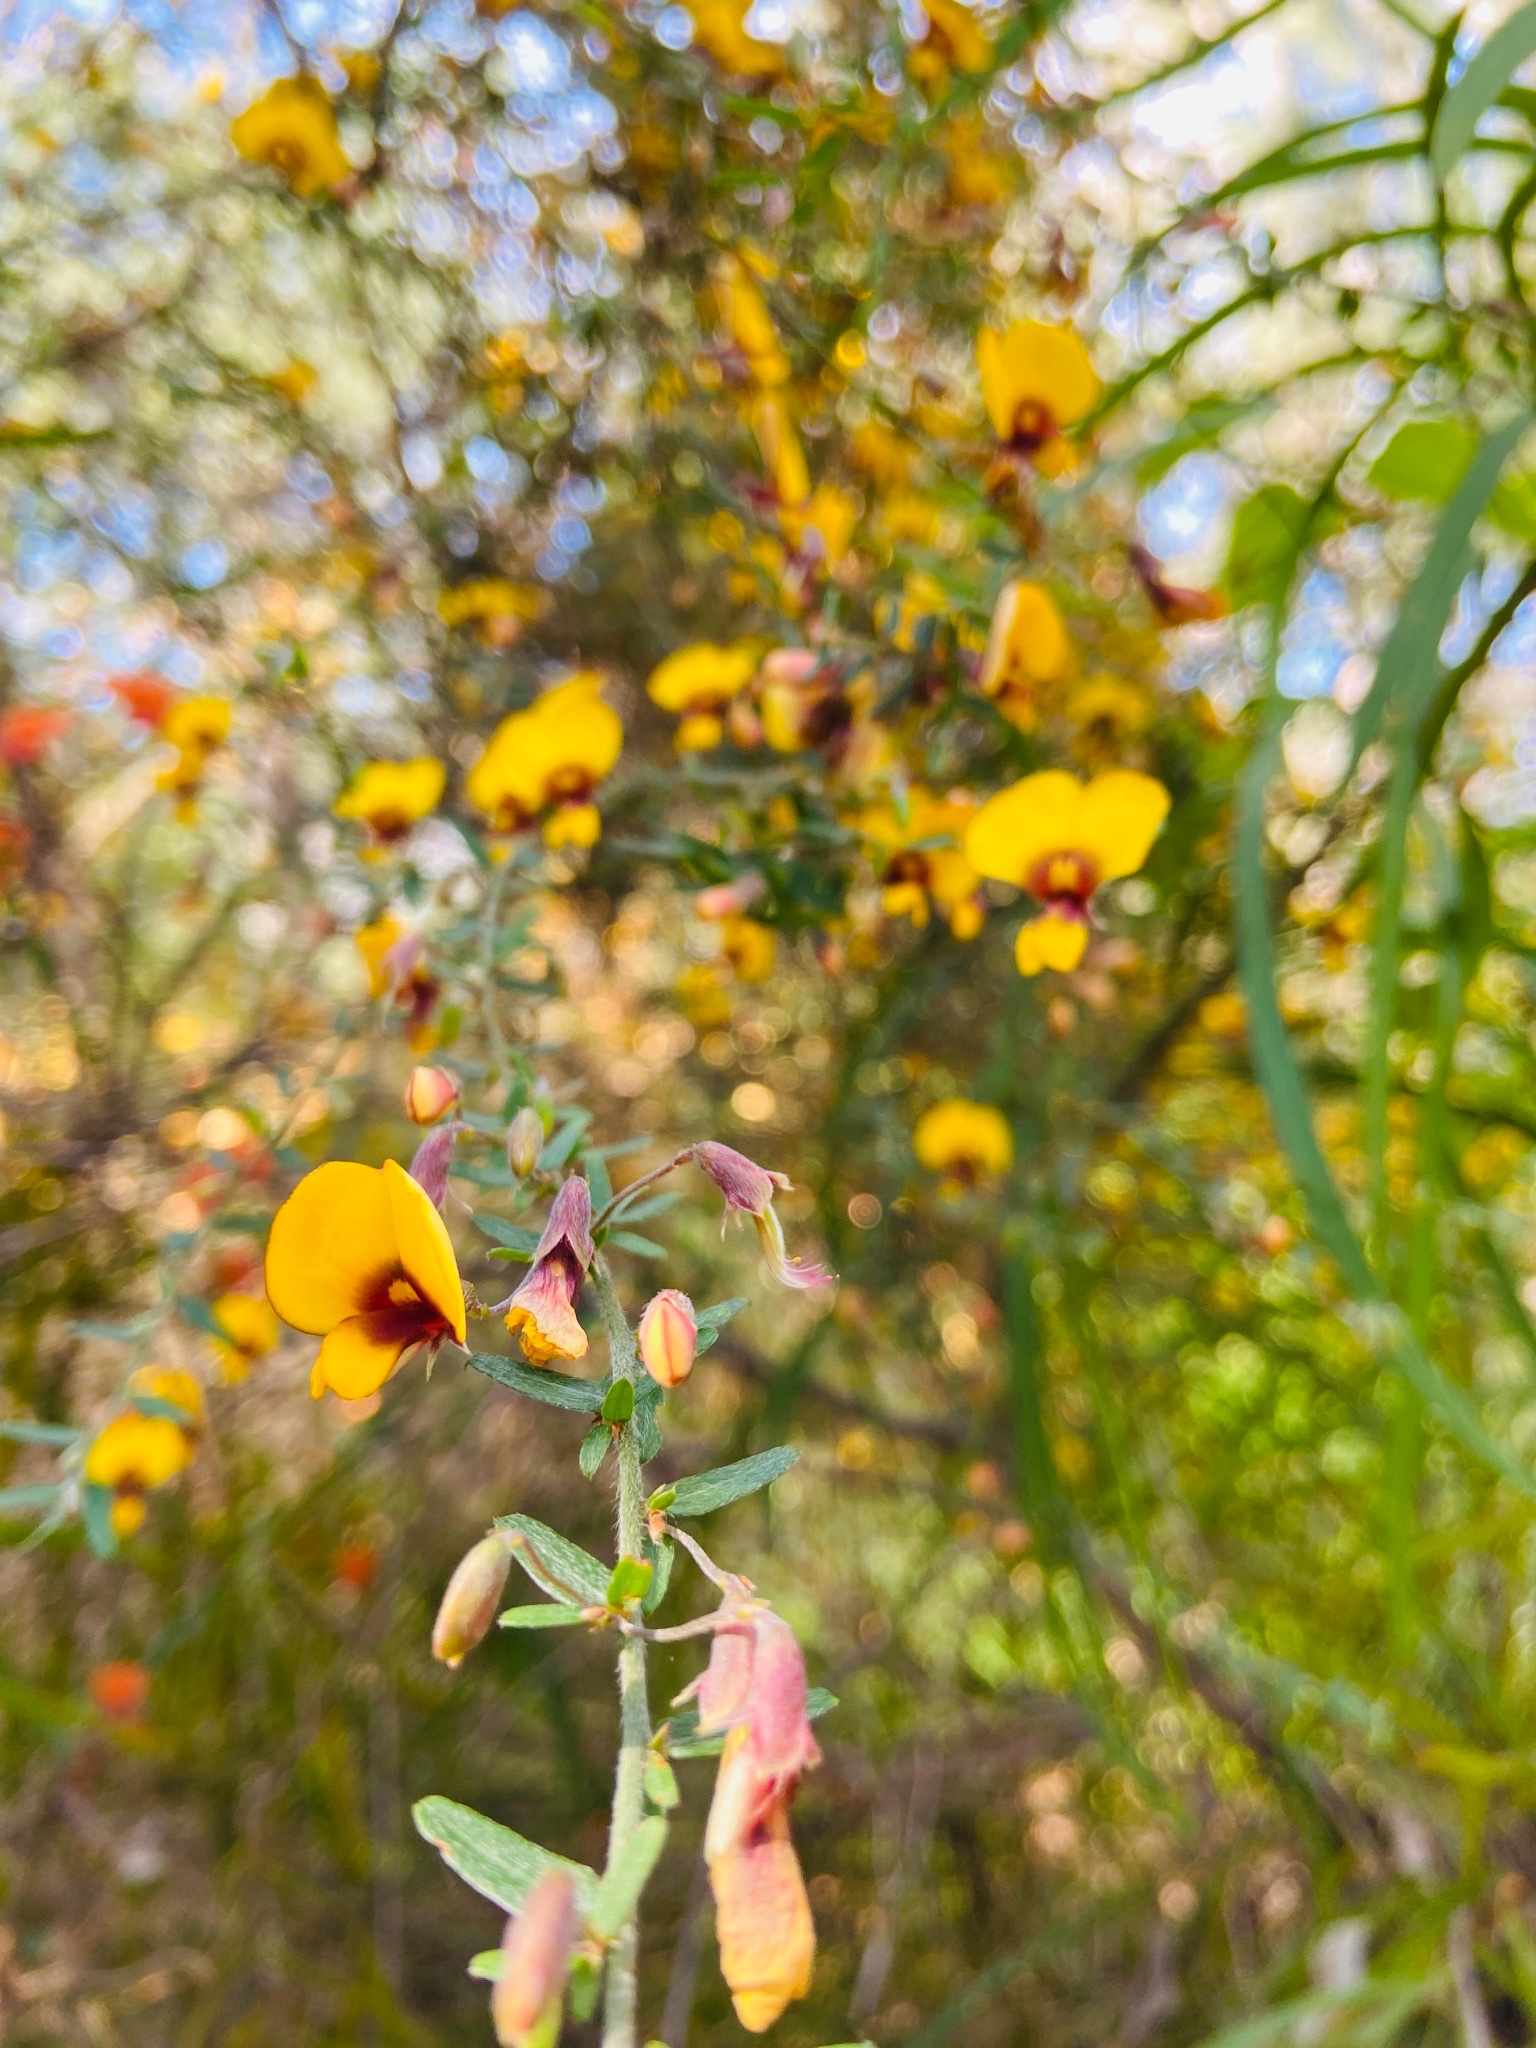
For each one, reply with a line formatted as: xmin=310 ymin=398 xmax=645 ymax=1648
xmin=593 ymin=1257 xmax=652 ymax=2048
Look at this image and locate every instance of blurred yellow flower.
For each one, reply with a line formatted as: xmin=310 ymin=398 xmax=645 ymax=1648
xmin=467 ymin=672 xmax=623 ymax=847
xmin=977 ymin=321 xmax=1100 ymax=467
xmin=230 ymin=77 xmax=350 ymax=199
xmin=157 ymin=695 xmax=231 ymax=815
xmin=912 ymin=0 xmax=992 ymax=81
xmin=648 ymin=643 xmax=758 ymax=750
xmin=940 ymin=114 xmax=1014 ymax=209
xmin=882 ymin=572 xmax=950 ymax=653
xmin=127 ymin=1366 xmax=205 ymax=1423
xmin=966 ymin=769 xmax=1169 ymax=976
xmin=1066 ymin=674 xmax=1156 ymax=758
xmin=437 ymin=579 xmax=546 ymax=646
xmin=750 ymin=392 xmax=810 ymax=508
xmin=265 ymin=1158 xmax=467 ymax=1401
xmin=781 ymin=482 xmax=859 ymax=574
xmin=715 ymin=253 xmax=790 ymax=384
xmin=689 ymin=0 xmax=787 ymax=78
xmin=85 ymin=1410 xmax=193 ymax=1538
xmin=721 ymin=915 xmax=776 ymax=982
xmin=210 ymin=1293 xmax=280 ymax=1382
xmin=913 ymin=1099 xmax=1013 ymax=1181
xmin=978 ymin=580 xmax=1073 ymax=729
xmin=334 ymin=758 xmax=446 ymax=843
xmin=677 ymin=963 xmax=733 ymax=1031
xmin=858 ymin=788 xmax=983 ymax=938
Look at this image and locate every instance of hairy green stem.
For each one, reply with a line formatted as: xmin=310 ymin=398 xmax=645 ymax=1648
xmin=593 ymin=1257 xmax=651 ymax=2048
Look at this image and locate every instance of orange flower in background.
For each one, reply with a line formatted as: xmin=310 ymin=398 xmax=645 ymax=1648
xmin=230 ymin=76 xmax=350 ymax=198
xmin=977 ymin=320 xmax=1101 ymax=476
xmin=355 ymin=913 xmax=440 ymax=1048
xmin=111 ymin=673 xmax=176 ymax=726
xmin=965 ymin=769 xmax=1170 ymax=975
xmin=0 ymin=705 xmax=70 ymax=767
xmin=334 ymin=758 xmax=446 ymax=843
xmin=265 ymin=1158 xmax=467 ymax=1400
xmin=977 ymin=580 xmax=1074 ymax=730
xmin=89 ymin=1660 xmax=151 ymax=1722
xmin=467 ymin=673 xmax=622 ymax=849
xmin=1130 ymin=545 xmax=1228 ymax=625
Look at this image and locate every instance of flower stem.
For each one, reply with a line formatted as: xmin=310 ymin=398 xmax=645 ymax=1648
xmin=593 ymin=1257 xmax=651 ymax=2048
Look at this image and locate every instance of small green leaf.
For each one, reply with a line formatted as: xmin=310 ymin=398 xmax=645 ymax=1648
xmin=176 ymin=1294 xmax=226 ymax=1339
xmin=694 ymin=1297 xmax=749 ymax=1357
xmin=1432 ymin=0 xmax=1536 ymax=179
xmin=80 ymin=1483 xmax=117 ymax=1558
xmin=642 ymin=1536 xmax=672 ymax=1615
xmin=665 ymin=1446 xmax=799 ymax=1518
xmin=497 ymin=1514 xmax=612 ymax=1606
xmin=1367 ymin=420 xmax=1477 ymax=504
xmin=0 ymin=1484 xmax=61 ymax=1514
xmin=498 ymin=1604 xmax=590 ymax=1629
xmin=413 ymin=1796 xmax=597 ymax=1915
xmin=0 ymin=1420 xmax=77 ymax=1446
xmin=647 ymin=1484 xmax=678 ymax=1514
xmin=634 ymin=1393 xmax=663 ymax=1464
xmin=539 ymin=1116 xmax=589 ymax=1172
xmin=579 ymin=1422 xmax=611 ymax=1479
xmin=606 ymin=1556 xmax=654 ymax=1608
xmin=607 ymin=1230 xmax=665 ymax=1259
xmin=583 ymin=1150 xmax=613 ymax=1212
xmin=568 ymin=1956 xmax=601 ymax=2021
xmin=1224 ymin=484 xmax=1341 ymax=612
xmin=468 ymin=1354 xmax=604 ymax=1412
xmin=643 ymin=1754 xmax=680 ymax=1812
xmin=468 ymin=1950 xmax=503 ymax=1982
xmin=600 ymin=1378 xmax=635 ymax=1424
xmin=476 ymin=1217 xmax=544 ymax=1255
xmin=588 ymin=1815 xmax=668 ymax=1941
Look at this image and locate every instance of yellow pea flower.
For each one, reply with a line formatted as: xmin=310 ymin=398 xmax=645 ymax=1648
xmin=781 ymin=481 xmax=859 ymax=575
xmin=265 ymin=1159 xmax=467 ymax=1400
xmin=157 ymin=695 xmax=231 ymax=816
xmin=749 ymin=392 xmax=810 ymax=510
xmin=230 ymin=77 xmax=350 ymax=199
xmin=858 ymin=787 xmax=984 ymax=938
xmin=964 ymin=769 xmax=1170 ymax=977
xmin=913 ymin=1099 xmax=1014 ymax=1183
xmin=1065 ymin=675 xmax=1156 ymax=760
xmin=84 ymin=1411 xmax=193 ymax=1538
xmin=467 ymin=672 xmax=622 ymax=846
xmin=976 ymin=320 xmax=1101 ymax=465
xmin=437 ymin=578 xmax=546 ymax=646
xmin=648 ymin=643 xmax=758 ymax=751
xmin=127 ymin=1366 xmax=205 ymax=1423
xmin=334 ymin=758 xmax=446 ymax=844
xmin=911 ymin=0 xmax=992 ymax=82
xmin=715 ymin=253 xmax=791 ymax=385
xmin=978 ymin=579 xmax=1074 ymax=731
xmin=210 ymin=1292 xmax=281 ymax=1382
xmin=721 ymin=915 xmax=776 ymax=983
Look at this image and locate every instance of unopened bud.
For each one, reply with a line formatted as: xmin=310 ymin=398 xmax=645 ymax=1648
xmin=760 ymin=647 xmax=820 ymax=685
xmin=432 ymin=1531 xmax=514 ymax=1669
xmin=638 ymin=1289 xmax=697 ymax=1388
xmin=507 ymin=1106 xmax=544 ymax=1178
xmin=492 ymin=1869 xmax=578 ymax=2048
xmin=695 ymin=871 xmax=767 ymax=922
xmin=404 ymin=1064 xmax=461 ymax=1124
xmin=409 ymin=1122 xmax=463 ymax=1210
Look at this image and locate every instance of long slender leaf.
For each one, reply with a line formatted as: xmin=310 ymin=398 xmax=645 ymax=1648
xmin=1432 ymin=1 xmax=1536 ymax=178
xmin=496 ymin=1513 xmax=611 ymax=1606
xmin=467 ymin=1352 xmax=605 ymax=1412
xmin=412 ymin=1796 xmax=597 ymax=1914
xmin=659 ymin=1446 xmax=799 ymax=1517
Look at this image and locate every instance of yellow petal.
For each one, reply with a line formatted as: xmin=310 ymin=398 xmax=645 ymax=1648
xmin=382 ymin=1158 xmax=467 ymax=1345
xmin=335 ymin=757 xmax=446 ymax=829
xmin=963 ymin=771 xmax=1088 ymax=886
xmin=648 ymin=643 xmax=756 ymax=712
xmin=543 ymin=802 xmax=602 ymax=851
xmin=311 ymin=1312 xmax=416 ymax=1401
xmin=1015 ymin=914 xmax=1087 ymax=975
xmin=977 ymin=320 xmax=1101 ymax=441
xmin=84 ymin=1412 xmax=191 ymax=1490
xmin=265 ymin=1160 xmax=397 ymax=1334
xmin=913 ymin=1099 xmax=1013 ymax=1176
xmin=1075 ymin=771 xmax=1170 ymax=881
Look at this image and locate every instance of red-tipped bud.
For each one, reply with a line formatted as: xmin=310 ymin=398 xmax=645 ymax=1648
xmin=432 ymin=1531 xmax=514 ymax=1669
xmin=638 ymin=1289 xmax=697 ymax=1388
xmin=491 ymin=1869 xmax=578 ymax=2048
xmin=405 ymin=1064 xmax=461 ymax=1124
xmin=507 ymin=1105 xmax=544 ymax=1178
xmin=695 ymin=872 xmax=768 ymax=921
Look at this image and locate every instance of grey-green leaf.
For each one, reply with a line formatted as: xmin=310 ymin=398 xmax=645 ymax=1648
xmin=468 ymin=1353 xmax=605 ymax=1413
xmin=663 ymin=1446 xmax=799 ymax=1517
xmin=412 ymin=1796 xmax=597 ymax=1914
xmin=497 ymin=1604 xmax=590 ymax=1629
xmin=496 ymin=1514 xmax=612 ymax=1606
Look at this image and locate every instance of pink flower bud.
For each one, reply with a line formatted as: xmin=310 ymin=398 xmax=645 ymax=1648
xmin=695 ymin=872 xmax=768 ymax=921
xmin=760 ymin=647 xmax=821 ymax=685
xmin=638 ymin=1289 xmax=697 ymax=1388
xmin=404 ymin=1064 xmax=461 ymax=1124
xmin=409 ymin=1122 xmax=463 ymax=1209
xmin=432 ymin=1531 xmax=514 ymax=1669
xmin=491 ymin=1869 xmax=578 ymax=2048
xmin=506 ymin=1105 xmax=544 ymax=1178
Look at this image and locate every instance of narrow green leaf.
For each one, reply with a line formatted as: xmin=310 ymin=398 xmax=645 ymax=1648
xmin=663 ymin=1445 xmax=799 ymax=1517
xmin=579 ymin=1422 xmax=611 ymax=1478
xmin=475 ymin=1216 xmax=544 ymax=1255
xmin=583 ymin=1150 xmax=613 ymax=1212
xmin=606 ymin=1230 xmax=665 ymax=1259
xmin=1432 ymin=0 xmax=1536 ymax=178
xmin=497 ymin=1604 xmax=590 ymax=1629
xmin=643 ymin=1536 xmax=672 ymax=1614
xmin=588 ymin=1815 xmax=668 ymax=1941
xmin=0 ymin=1484 xmax=61 ymax=1514
xmin=634 ymin=1392 xmax=663 ymax=1464
xmin=643 ymin=1755 xmax=680 ymax=1812
xmin=412 ymin=1796 xmax=597 ymax=1914
xmin=695 ymin=1297 xmax=749 ymax=1332
xmin=80 ymin=1482 xmax=117 ymax=1558
xmin=176 ymin=1294 xmax=226 ymax=1339
xmin=496 ymin=1513 xmax=612 ymax=1606
xmin=538 ymin=1117 xmax=589 ymax=1172
xmin=468 ymin=1353 xmax=604 ymax=1412
xmin=0 ymin=1420 xmax=77 ymax=1446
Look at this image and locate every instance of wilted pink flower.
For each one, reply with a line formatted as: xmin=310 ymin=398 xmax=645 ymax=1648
xmin=409 ymin=1121 xmax=464 ymax=1209
xmin=692 ymin=1143 xmax=833 ymax=1291
xmin=491 ymin=1868 xmax=578 ymax=2048
xmin=505 ymin=1176 xmax=593 ymax=1365
xmin=638 ymin=1289 xmax=697 ymax=1387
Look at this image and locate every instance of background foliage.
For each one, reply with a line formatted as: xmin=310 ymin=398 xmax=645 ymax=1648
xmin=7 ymin=0 xmax=1536 ymax=2045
